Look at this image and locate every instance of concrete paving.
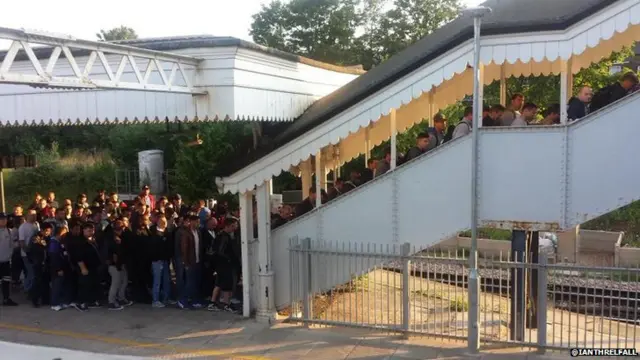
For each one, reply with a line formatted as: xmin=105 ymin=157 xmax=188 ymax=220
xmin=0 ymin=298 xmax=578 ymax=360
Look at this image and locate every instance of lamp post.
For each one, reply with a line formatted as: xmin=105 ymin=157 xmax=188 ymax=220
xmin=462 ymin=5 xmax=491 ymax=353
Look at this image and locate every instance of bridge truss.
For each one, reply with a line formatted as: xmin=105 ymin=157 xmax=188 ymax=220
xmin=0 ymin=27 xmax=204 ymax=94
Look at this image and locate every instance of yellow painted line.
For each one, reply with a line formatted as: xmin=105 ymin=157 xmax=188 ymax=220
xmin=0 ymin=322 xmax=272 ymax=360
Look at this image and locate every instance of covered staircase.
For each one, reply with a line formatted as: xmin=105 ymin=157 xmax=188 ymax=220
xmin=267 ymin=92 xmax=640 ymax=309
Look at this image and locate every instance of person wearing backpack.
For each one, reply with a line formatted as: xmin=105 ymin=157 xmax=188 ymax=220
xmin=451 ymin=106 xmax=474 ymax=140
xmin=427 ymin=113 xmax=447 ymax=150
xmin=590 ymin=72 xmax=639 ymax=112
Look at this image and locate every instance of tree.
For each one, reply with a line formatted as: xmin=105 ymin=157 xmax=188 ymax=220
xmin=96 ymin=26 xmax=138 ymax=41
xmin=370 ymin=0 xmax=461 ymax=63
xmin=251 ymin=0 xmax=363 ymax=65
xmin=250 ymin=0 xmax=461 ymax=69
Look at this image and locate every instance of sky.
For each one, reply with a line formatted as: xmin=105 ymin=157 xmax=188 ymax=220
xmin=0 ymin=0 xmax=485 ymax=44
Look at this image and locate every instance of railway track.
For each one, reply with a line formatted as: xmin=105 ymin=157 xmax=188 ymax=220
xmin=383 ymin=262 xmax=640 ymax=321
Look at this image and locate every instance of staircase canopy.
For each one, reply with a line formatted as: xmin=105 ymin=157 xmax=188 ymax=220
xmin=221 ymin=0 xmax=640 ymax=194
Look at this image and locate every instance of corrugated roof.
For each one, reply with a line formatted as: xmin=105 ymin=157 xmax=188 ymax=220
xmin=221 ymin=0 xmax=618 ymax=176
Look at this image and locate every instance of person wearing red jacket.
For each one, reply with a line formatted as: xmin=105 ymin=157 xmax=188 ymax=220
xmin=139 ymin=185 xmax=156 ymax=211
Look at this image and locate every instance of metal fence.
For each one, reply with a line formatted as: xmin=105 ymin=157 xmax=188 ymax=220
xmin=114 ymin=168 xmax=177 ymax=196
xmin=288 ymin=237 xmax=640 ymax=352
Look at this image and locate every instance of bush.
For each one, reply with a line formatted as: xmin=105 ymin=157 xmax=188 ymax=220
xmin=458 ymin=228 xmax=512 ymax=240
xmin=3 ymin=148 xmax=117 ymax=207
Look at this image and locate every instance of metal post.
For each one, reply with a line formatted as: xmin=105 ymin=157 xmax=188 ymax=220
xmin=256 ymin=181 xmax=275 ymax=321
xmin=537 ymin=256 xmax=548 ymax=354
xmin=402 ymin=242 xmax=411 ymax=335
xmin=364 ymin=126 xmax=371 ymax=164
xmin=560 ymin=61 xmax=569 ymax=124
xmin=390 ymin=108 xmax=397 ymax=170
xmin=499 ymin=64 xmax=507 ymax=106
xmin=314 ymin=151 xmax=322 ymax=208
xmin=527 ymin=231 xmax=540 ymax=329
xmin=302 ymin=237 xmax=313 ymax=324
xmin=239 ymin=191 xmax=253 ymax=317
xmin=0 ymin=169 xmax=5 ymax=213
xmin=510 ymin=230 xmax=526 ymax=341
xmin=467 ymin=5 xmax=491 ymax=352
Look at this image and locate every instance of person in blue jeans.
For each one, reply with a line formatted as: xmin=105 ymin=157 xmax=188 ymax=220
xmin=178 ymin=214 xmax=204 ymax=309
xmin=49 ymin=226 xmax=72 ymax=311
xmin=18 ymin=210 xmax=39 ymax=292
xmin=149 ymin=215 xmax=171 ymax=307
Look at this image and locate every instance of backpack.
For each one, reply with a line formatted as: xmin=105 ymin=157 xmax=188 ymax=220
xmin=444 ymin=121 xmax=470 ymax=143
xmin=589 ymin=84 xmax=617 ymax=112
xmin=443 ymin=124 xmax=456 ymax=143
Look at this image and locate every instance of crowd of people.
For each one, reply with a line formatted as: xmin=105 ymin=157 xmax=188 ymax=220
xmin=271 ymin=71 xmax=640 ymax=227
xmin=0 ymin=186 xmax=243 ymax=313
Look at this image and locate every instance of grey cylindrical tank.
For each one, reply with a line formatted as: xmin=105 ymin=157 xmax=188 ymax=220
xmin=138 ymin=150 xmax=165 ymax=194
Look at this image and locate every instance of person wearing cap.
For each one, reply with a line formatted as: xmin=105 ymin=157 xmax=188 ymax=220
xmin=140 ymin=185 xmax=156 ymax=210
xmin=93 ymin=190 xmax=107 ymax=208
xmin=426 ymin=113 xmax=447 ymax=151
xmin=0 ymin=212 xmax=18 ymax=306
xmin=172 ymin=194 xmax=189 ymax=218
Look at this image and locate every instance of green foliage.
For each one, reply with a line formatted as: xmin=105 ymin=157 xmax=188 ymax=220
xmin=250 ymin=0 xmax=364 ymax=65
xmin=449 ymin=297 xmax=469 ymax=312
xmin=172 ymin=122 xmax=251 ymax=202
xmin=250 ymin=0 xmax=461 ymax=69
xmin=96 ymin=26 xmax=138 ymax=41
xmin=458 ymin=228 xmax=512 ymax=241
xmin=3 ymin=146 xmax=117 ymax=206
xmin=583 ymin=200 xmax=640 ymax=247
xmin=370 ymin=0 xmax=461 ymax=63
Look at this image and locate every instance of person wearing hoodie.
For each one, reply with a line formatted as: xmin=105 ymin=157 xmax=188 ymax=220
xmin=49 ymin=226 xmax=72 ymax=311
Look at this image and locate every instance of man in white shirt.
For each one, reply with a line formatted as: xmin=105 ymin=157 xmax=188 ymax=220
xmin=18 ymin=209 xmax=39 ymax=292
xmin=508 ymin=93 xmax=524 ymax=117
xmin=511 ymin=103 xmax=539 ymax=127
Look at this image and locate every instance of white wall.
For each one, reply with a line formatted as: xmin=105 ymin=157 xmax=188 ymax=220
xmin=0 ymin=46 xmax=360 ymax=125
